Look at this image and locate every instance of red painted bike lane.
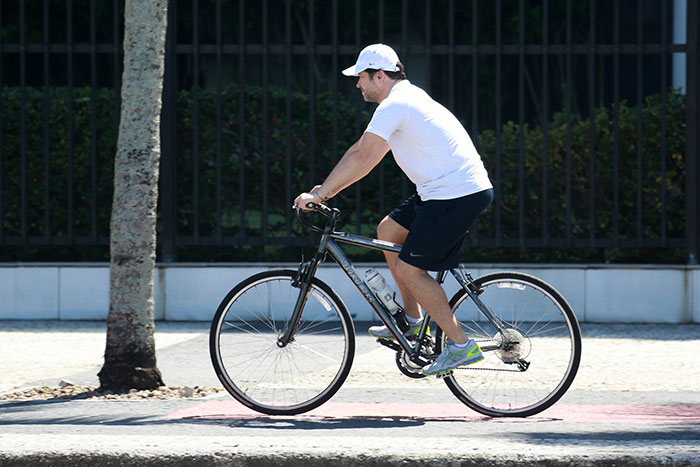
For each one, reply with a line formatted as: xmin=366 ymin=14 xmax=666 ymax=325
xmin=165 ymin=401 xmax=700 ymax=425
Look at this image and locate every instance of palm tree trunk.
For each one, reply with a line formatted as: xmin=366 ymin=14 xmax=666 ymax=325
xmin=98 ymin=0 xmax=168 ymax=390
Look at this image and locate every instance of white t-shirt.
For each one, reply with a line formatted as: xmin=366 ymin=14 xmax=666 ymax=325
xmin=366 ymin=80 xmax=492 ymax=200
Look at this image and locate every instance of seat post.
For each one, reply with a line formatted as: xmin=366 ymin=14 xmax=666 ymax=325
xmin=435 ymin=270 xmax=448 ymax=284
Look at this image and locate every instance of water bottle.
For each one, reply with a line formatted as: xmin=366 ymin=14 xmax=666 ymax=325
xmin=364 ymin=268 xmax=409 ymax=333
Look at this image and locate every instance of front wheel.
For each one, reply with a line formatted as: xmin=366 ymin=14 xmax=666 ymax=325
xmin=209 ymin=270 xmax=355 ymax=415
xmin=437 ymin=271 xmax=581 ymax=417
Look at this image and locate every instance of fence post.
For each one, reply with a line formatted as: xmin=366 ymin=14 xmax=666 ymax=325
xmin=686 ymin=0 xmax=699 ymax=265
xmin=159 ymin=0 xmax=177 ymax=262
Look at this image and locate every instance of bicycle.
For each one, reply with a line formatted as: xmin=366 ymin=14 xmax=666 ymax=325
xmin=209 ymin=203 xmax=582 ymax=417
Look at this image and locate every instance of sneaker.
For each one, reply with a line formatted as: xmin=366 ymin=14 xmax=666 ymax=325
xmin=422 ymin=339 xmax=484 ymax=375
xmin=368 ymin=319 xmax=427 ymax=340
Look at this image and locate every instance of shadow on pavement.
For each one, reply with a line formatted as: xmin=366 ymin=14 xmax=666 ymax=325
xmin=518 ymin=427 xmax=700 ymax=442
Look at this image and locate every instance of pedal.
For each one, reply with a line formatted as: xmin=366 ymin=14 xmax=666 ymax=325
xmin=436 ymin=371 xmax=453 ymax=379
xmin=376 ymin=338 xmax=401 ymax=352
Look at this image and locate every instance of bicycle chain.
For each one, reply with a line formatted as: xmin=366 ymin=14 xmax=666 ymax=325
xmin=455 ymin=338 xmax=526 ymax=373
xmin=459 ymin=366 xmax=524 ymax=373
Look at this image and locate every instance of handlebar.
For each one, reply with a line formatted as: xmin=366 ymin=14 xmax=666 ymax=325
xmin=293 ymin=202 xmax=340 ymax=233
xmin=305 ymin=202 xmax=335 ymax=217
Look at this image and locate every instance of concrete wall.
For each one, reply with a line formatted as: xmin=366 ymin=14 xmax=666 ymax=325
xmin=0 ymin=263 xmax=698 ymax=323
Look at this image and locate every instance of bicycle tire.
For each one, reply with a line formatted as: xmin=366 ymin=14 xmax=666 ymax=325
xmin=209 ymin=270 xmax=355 ymax=415
xmin=437 ymin=271 xmax=581 ymax=417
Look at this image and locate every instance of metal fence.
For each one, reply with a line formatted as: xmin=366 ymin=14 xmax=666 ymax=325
xmin=0 ymin=0 xmax=698 ymax=264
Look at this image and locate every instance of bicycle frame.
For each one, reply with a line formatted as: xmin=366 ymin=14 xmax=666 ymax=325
xmin=279 ymin=206 xmax=508 ymax=363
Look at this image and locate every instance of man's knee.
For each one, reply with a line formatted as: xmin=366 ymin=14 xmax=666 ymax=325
xmin=376 ymin=216 xmax=393 ymax=240
xmin=377 ymin=216 xmax=408 ymax=243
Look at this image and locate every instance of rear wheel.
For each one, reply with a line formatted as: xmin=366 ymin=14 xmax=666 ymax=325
xmin=436 ymin=271 xmax=581 ymax=417
xmin=209 ymin=270 xmax=355 ymax=415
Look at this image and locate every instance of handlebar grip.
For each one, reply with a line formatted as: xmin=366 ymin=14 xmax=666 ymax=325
xmin=293 ymin=201 xmax=339 ymax=232
xmin=294 ymin=202 xmax=332 ymax=216
xmin=311 ymin=202 xmax=334 ymax=217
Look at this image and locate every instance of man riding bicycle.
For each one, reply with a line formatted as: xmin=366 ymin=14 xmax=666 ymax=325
xmin=294 ymin=44 xmax=494 ymax=375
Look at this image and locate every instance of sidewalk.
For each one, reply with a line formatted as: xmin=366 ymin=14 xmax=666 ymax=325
xmin=1 ymin=320 xmax=699 ymax=466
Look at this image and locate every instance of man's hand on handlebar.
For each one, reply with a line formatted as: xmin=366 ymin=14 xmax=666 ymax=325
xmin=293 ymin=192 xmax=321 ymax=211
xmin=294 ymin=185 xmax=326 ymax=211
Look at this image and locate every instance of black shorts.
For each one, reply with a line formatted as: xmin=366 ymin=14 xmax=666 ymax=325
xmin=389 ymin=189 xmax=494 ymax=271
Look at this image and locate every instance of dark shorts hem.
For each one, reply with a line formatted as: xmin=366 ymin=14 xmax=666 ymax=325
xmin=389 ymin=189 xmax=494 ymax=271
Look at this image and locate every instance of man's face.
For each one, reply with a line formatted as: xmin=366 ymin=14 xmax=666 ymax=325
xmin=356 ymin=71 xmax=381 ymax=103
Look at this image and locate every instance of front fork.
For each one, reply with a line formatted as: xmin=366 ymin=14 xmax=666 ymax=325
xmin=277 ymin=235 xmax=329 ymax=347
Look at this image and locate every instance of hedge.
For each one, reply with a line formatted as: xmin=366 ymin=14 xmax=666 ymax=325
xmin=0 ymin=85 xmax=686 ymax=263
xmin=0 ymin=87 xmax=116 ymax=249
xmin=472 ymin=90 xmax=686 ymax=263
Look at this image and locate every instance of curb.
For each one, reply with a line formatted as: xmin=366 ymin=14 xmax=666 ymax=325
xmin=1 ymin=453 xmax=698 ymax=467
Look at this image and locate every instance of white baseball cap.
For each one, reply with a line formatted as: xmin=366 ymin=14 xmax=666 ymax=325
xmin=342 ymin=44 xmax=400 ymax=77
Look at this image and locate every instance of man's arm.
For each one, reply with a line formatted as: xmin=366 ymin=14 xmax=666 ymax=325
xmin=294 ymin=132 xmax=390 ymax=209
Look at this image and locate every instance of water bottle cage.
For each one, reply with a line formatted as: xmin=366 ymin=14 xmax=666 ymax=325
xmin=389 ymin=294 xmax=410 ymax=333
xmin=393 ymin=310 xmax=410 ymax=333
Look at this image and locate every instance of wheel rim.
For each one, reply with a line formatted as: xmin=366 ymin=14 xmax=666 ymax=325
xmin=213 ymin=274 xmax=352 ymax=412
xmin=445 ymin=275 xmax=580 ymax=416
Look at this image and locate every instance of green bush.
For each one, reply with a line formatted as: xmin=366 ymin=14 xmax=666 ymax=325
xmin=471 ymin=89 xmax=686 ymax=263
xmin=0 ymin=85 xmax=686 ymax=263
xmin=0 ymin=87 xmax=116 ymax=260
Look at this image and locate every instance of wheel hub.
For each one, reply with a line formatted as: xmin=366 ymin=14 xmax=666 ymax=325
xmin=493 ymin=328 xmax=531 ymax=363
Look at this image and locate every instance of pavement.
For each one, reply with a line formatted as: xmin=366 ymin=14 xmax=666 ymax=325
xmin=0 ymin=320 xmax=699 ymax=466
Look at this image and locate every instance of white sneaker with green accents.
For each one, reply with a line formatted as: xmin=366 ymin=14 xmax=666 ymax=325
xmin=368 ymin=319 xmax=427 ymax=339
xmin=422 ymin=339 xmax=484 ymax=375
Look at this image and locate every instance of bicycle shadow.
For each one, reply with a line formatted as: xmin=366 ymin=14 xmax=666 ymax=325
xmin=0 ymin=399 xmax=558 ymax=430
xmin=221 ymin=415 xmax=427 ymax=430
xmin=163 ymin=399 xmax=561 ymax=429
xmin=178 ymin=413 xmax=494 ymax=430
xmin=175 ymin=411 xmax=563 ymax=430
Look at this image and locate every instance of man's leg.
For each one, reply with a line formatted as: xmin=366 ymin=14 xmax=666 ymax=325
xmin=377 ymin=216 xmax=422 ymax=321
xmin=393 ymin=258 xmax=467 ymax=345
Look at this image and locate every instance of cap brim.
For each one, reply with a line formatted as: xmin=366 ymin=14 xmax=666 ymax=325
xmin=342 ymin=64 xmax=360 ymax=76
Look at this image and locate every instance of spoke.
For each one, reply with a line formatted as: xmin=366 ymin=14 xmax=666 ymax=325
xmin=212 ymin=273 xmax=352 ymax=413
xmin=222 ymin=319 xmax=269 ymax=337
xmin=298 ymin=319 xmax=343 ymax=335
xmin=295 ymin=342 xmax=343 ymax=365
xmin=445 ymin=273 xmax=579 ymax=416
xmin=526 ymin=322 xmax=571 ymax=337
xmin=512 ymin=286 xmax=537 ymax=328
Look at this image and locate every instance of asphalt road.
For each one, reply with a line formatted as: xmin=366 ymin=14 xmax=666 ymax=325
xmin=0 ymin=321 xmax=698 ymax=466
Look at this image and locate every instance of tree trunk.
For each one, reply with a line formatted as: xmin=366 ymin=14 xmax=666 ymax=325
xmin=98 ymin=0 xmax=168 ymax=391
